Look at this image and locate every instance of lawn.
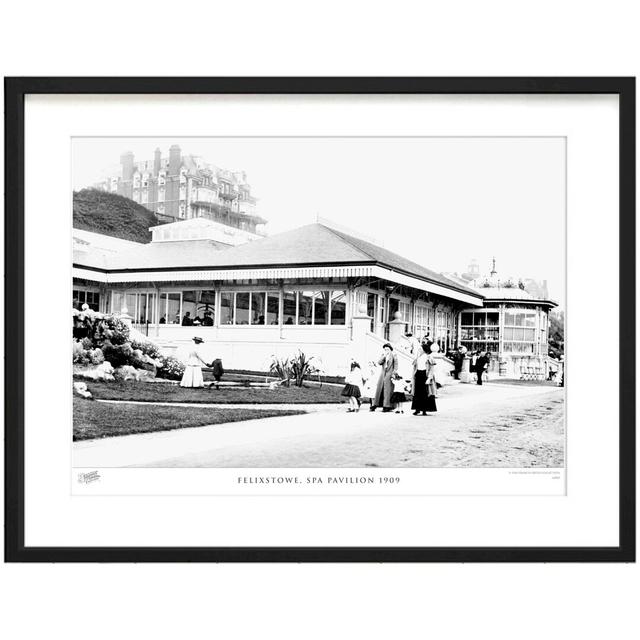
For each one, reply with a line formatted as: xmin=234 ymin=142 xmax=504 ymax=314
xmin=81 ymin=379 xmax=345 ymax=404
xmin=73 ymin=397 xmax=306 ymax=441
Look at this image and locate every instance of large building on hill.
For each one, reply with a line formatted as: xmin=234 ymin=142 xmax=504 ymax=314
xmin=94 ymin=145 xmax=266 ymax=234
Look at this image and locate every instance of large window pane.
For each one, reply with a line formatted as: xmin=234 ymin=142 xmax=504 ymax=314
xmin=236 ymin=292 xmax=250 ymax=324
xmin=524 ymin=314 xmax=536 ymax=328
xmin=283 ymin=291 xmax=296 ymax=325
xmin=504 ymin=342 xmax=535 ymax=354
xmin=146 ymin=293 xmax=156 ymax=323
xmin=250 ymin=292 xmax=266 ymax=325
xmin=513 ymin=327 xmax=525 ymax=341
xmin=182 ymin=291 xmax=198 ymax=325
xmin=89 ymin=292 xmax=100 ymax=311
xmin=461 ymin=327 xmax=475 ymax=340
xmin=505 ymin=312 xmax=516 ymax=326
xmin=474 ymin=312 xmax=486 ymax=326
xmin=367 ymin=293 xmax=377 ymax=319
xmin=486 ymin=312 xmax=499 ymax=326
xmin=112 ymin=292 xmax=125 ymax=315
xmin=200 ymin=290 xmax=215 ymax=325
xmin=164 ymin=293 xmax=181 ymax=324
xmin=298 ymin=291 xmax=313 ymax=325
xmin=125 ymin=293 xmax=137 ymax=317
xmin=486 ymin=326 xmax=499 ymax=341
xmin=330 ymin=290 xmax=346 ymax=325
xmin=220 ymin=292 xmax=234 ymax=325
xmin=313 ymin=291 xmax=328 ymax=325
xmin=136 ymin=293 xmax=148 ymax=324
xmin=267 ymin=293 xmax=280 ymax=325
xmin=461 ymin=312 xmax=473 ymax=326
xmin=523 ymin=328 xmax=535 ymax=341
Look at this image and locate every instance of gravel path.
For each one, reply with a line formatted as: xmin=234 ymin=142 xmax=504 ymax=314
xmin=74 ymin=382 xmax=565 ymax=469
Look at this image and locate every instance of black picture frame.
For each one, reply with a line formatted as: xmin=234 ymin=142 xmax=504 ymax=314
xmin=4 ymin=77 xmax=635 ymax=563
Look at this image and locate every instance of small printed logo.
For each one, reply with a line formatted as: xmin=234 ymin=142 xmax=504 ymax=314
xmin=78 ymin=470 xmax=101 ymax=484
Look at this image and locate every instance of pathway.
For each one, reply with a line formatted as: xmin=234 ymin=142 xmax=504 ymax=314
xmin=74 ymin=382 xmax=564 ymax=468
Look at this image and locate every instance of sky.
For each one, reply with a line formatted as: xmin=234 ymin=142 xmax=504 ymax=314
xmin=73 ymin=137 xmax=566 ymax=306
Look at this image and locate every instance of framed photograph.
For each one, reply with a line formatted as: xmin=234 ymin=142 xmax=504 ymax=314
xmin=5 ymin=77 xmax=635 ymax=562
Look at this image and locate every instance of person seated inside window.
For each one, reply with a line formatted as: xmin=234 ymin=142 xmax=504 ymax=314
xmin=182 ymin=311 xmax=194 ymax=326
xmin=285 ymin=317 xmax=294 ymax=325
xmin=203 ymin=311 xmax=214 ymax=326
xmin=159 ymin=315 xmax=166 ymax=324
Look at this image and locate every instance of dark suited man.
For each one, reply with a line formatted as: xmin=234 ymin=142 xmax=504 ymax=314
xmin=475 ymin=352 xmax=491 ymax=385
xmin=452 ymin=346 xmax=465 ymax=380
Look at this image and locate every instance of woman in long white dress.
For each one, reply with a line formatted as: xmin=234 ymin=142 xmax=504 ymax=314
xmin=180 ymin=337 xmax=209 ymax=388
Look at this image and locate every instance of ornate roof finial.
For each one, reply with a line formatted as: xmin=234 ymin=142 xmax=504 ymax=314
xmin=490 ymin=256 xmax=497 ymax=276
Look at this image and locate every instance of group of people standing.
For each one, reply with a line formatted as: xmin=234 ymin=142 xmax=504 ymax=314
xmin=451 ymin=346 xmax=491 ymax=385
xmin=341 ymin=339 xmax=439 ymax=416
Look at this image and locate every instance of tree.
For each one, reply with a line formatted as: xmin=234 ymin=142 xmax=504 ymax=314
xmin=548 ymin=310 xmax=564 ymax=359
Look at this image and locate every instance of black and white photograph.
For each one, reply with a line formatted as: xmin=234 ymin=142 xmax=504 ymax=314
xmin=71 ymin=136 xmax=566 ymax=472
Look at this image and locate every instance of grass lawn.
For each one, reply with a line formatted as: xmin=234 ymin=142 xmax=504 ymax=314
xmin=73 ymin=397 xmax=306 ymax=441
xmin=81 ymin=379 xmax=345 ymax=404
xmin=219 ymin=369 xmax=346 ymax=385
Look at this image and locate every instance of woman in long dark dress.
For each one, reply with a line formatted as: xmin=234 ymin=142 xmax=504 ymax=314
xmin=411 ymin=343 xmax=437 ymax=416
xmin=370 ymin=343 xmax=398 ymax=412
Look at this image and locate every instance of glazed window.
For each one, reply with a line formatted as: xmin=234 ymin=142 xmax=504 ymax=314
xmin=330 ymin=291 xmax=346 ymax=325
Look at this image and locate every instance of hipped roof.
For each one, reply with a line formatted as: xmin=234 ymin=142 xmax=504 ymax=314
xmin=74 ymin=223 xmax=482 ymax=299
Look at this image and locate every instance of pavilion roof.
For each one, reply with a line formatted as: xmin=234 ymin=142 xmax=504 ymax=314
xmin=73 ymin=223 xmax=483 ymax=301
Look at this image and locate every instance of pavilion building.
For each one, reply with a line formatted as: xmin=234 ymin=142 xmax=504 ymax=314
xmin=73 ymin=220 xmax=559 ymax=379
xmin=73 ymin=221 xmax=484 ymax=378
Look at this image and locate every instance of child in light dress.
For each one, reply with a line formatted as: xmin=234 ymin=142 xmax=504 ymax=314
xmin=341 ymin=360 xmax=364 ymax=412
xmin=391 ymin=373 xmax=412 ymax=414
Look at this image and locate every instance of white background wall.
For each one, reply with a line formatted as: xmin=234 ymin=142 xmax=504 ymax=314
xmin=1 ymin=3 xmax=638 ymax=640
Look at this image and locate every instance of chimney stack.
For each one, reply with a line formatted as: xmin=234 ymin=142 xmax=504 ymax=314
xmin=120 ymin=151 xmax=135 ymax=182
xmin=154 ymin=147 xmax=162 ymax=176
xmin=169 ymin=144 xmax=181 ymax=175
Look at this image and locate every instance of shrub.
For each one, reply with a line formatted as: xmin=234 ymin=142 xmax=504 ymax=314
xmin=101 ymin=340 xmax=135 ymax=368
xmin=88 ymin=348 xmax=105 ymax=365
xmin=269 ymin=355 xmax=291 ymax=386
xmin=92 ymin=315 xmax=130 ymax=346
xmin=73 ymin=340 xmax=90 ymax=365
xmin=269 ymin=351 xmax=319 ymax=387
xmin=131 ymin=339 xmax=161 ymax=359
xmin=156 ymin=355 xmax=185 ymax=381
xmin=289 ymin=350 xmax=319 ymax=387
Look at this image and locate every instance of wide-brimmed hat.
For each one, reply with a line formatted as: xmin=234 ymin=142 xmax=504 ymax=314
xmin=192 ymin=337 xmax=204 ymax=344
